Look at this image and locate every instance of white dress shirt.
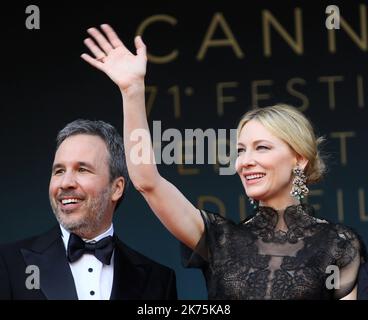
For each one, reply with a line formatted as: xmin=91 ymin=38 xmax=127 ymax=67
xmin=60 ymin=224 xmax=115 ymax=300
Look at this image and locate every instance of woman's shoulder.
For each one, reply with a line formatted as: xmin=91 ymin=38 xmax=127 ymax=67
xmin=319 ymin=219 xmax=364 ymax=257
xmin=306 ymin=218 xmax=365 ymax=269
xmin=317 ymin=218 xmax=361 ymax=241
xmin=199 ymin=209 xmax=235 ymax=226
xmin=199 ymin=209 xmax=258 ymax=226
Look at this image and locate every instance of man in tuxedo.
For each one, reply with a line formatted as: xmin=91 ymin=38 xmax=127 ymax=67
xmin=358 ymin=262 xmax=368 ymax=300
xmin=0 ymin=120 xmax=177 ymax=300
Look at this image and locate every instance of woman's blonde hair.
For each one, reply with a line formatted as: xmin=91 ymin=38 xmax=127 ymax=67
xmin=237 ymin=104 xmax=326 ymax=184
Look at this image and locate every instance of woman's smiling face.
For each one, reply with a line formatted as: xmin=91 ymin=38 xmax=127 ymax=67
xmin=235 ymin=120 xmax=306 ymax=209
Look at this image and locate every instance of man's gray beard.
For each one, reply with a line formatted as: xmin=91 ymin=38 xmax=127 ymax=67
xmin=51 ymin=186 xmax=112 ymax=236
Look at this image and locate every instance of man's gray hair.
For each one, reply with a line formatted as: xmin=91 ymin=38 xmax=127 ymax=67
xmin=56 ymin=119 xmax=130 ymax=209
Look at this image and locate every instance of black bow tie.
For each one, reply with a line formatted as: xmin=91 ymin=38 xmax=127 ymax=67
xmin=67 ymin=233 xmax=115 ymax=265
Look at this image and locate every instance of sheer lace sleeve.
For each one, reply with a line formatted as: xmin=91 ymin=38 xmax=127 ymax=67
xmin=332 ymin=224 xmax=362 ymax=299
xmin=181 ymin=209 xmax=227 ymax=269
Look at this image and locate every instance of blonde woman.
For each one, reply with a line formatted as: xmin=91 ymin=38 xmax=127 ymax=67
xmin=81 ymin=24 xmax=362 ymax=299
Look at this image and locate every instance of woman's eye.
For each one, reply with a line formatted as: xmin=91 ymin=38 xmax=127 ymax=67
xmin=257 ymin=145 xmax=269 ymax=150
xmin=79 ymin=168 xmax=88 ymax=172
xmin=237 ymin=148 xmax=245 ymax=155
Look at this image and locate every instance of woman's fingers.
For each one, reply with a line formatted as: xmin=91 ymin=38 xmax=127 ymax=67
xmin=100 ymin=24 xmax=126 ymax=49
xmin=134 ymin=35 xmax=146 ymax=58
xmin=87 ymin=27 xmax=114 ymax=54
xmin=80 ymin=53 xmax=104 ymax=71
xmin=83 ymin=38 xmax=106 ymax=60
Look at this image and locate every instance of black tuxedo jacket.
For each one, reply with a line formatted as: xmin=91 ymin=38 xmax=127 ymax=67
xmin=358 ymin=262 xmax=368 ymax=300
xmin=0 ymin=226 xmax=177 ymax=300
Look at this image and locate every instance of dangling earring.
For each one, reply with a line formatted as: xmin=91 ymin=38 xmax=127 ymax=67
xmin=290 ymin=166 xmax=309 ymax=201
xmin=248 ymin=197 xmax=259 ymax=210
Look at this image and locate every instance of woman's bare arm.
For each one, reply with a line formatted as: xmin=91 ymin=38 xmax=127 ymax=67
xmin=81 ymin=24 xmax=204 ymax=249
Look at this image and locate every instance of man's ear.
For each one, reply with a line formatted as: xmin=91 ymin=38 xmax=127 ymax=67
xmin=111 ymin=177 xmax=125 ymax=202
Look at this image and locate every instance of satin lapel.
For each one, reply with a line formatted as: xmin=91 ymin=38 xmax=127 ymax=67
xmin=110 ymin=239 xmax=151 ymax=300
xmin=21 ymin=226 xmax=78 ymax=300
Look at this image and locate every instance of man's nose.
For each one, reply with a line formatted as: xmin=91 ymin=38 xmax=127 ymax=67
xmin=60 ymin=171 xmax=78 ymax=189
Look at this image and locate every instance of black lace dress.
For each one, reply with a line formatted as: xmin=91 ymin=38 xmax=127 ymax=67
xmin=182 ymin=204 xmax=361 ymax=299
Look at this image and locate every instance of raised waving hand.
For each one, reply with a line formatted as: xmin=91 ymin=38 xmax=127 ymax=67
xmin=81 ymin=25 xmax=204 ymax=250
xmin=81 ymin=24 xmax=146 ymax=91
